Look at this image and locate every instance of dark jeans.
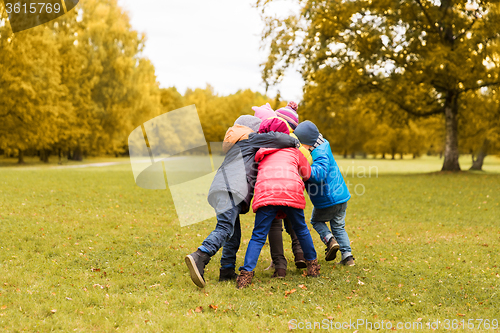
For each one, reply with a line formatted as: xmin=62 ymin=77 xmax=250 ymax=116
xmin=199 ymin=195 xmax=242 ymax=269
xmin=240 ymin=206 xmax=316 ymax=272
xmin=268 ymin=217 xmax=304 ymax=269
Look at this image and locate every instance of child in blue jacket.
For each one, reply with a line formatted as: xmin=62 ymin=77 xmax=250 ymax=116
xmin=293 ymin=121 xmax=355 ymax=266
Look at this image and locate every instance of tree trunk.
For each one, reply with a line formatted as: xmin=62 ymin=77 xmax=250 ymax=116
xmin=40 ymin=149 xmax=49 ymax=163
xmin=72 ymin=145 xmax=83 ymax=161
xmin=382 ymin=153 xmax=386 ymax=159
xmin=441 ymin=92 xmax=461 ymax=171
xmin=58 ymin=148 xmax=62 ymax=165
xmin=343 ymin=150 xmax=347 ymax=158
xmin=18 ymin=149 xmax=25 ymax=164
xmin=351 ymin=152 xmax=355 ymax=159
xmin=470 ymin=139 xmax=489 ymax=171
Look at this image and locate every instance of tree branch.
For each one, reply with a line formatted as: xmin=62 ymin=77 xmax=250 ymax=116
xmin=463 ymin=81 xmax=500 ymax=92
xmin=484 ymin=32 xmax=500 ymax=45
xmin=414 ymin=0 xmax=441 ymax=35
xmin=369 ymin=82 xmax=445 ymax=117
xmin=455 ymin=14 xmax=479 ymax=42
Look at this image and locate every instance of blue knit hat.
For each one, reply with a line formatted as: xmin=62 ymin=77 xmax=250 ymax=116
xmin=294 ymin=121 xmax=319 ymax=146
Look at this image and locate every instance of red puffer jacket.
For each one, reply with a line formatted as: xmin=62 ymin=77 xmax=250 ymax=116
xmin=252 ymin=147 xmax=311 ymax=212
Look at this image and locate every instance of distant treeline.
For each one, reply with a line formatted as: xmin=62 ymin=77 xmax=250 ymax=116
xmin=1 ymin=0 xmax=498 ymax=170
xmin=0 ymin=0 xmax=277 ymax=163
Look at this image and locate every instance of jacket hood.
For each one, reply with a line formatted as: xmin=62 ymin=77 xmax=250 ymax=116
xmin=259 ymin=118 xmax=290 ymax=135
xmin=255 ymin=147 xmax=281 ymax=162
xmin=222 ymin=124 xmax=254 ymax=154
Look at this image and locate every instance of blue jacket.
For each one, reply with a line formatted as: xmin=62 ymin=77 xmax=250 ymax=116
xmin=305 ymin=139 xmax=350 ymax=209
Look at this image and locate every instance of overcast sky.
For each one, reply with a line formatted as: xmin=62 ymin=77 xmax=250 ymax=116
xmin=118 ymin=0 xmax=304 ymax=102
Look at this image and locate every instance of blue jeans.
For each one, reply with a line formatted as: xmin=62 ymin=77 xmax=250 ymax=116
xmin=199 ymin=194 xmax=242 ymax=269
xmin=240 ymin=206 xmax=317 ymax=272
xmin=310 ymin=202 xmax=352 ymax=260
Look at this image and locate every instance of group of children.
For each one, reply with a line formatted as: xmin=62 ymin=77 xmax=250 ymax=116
xmin=185 ymin=102 xmax=354 ymax=289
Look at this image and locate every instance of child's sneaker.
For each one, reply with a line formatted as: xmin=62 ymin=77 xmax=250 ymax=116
xmin=219 ymin=268 xmax=238 ymax=282
xmin=325 ymin=237 xmax=340 ymax=261
xmin=185 ymin=250 xmax=211 ymax=288
xmin=271 ymin=268 xmax=286 ymax=278
xmin=336 ymin=256 xmax=355 ymax=266
xmin=294 ymin=252 xmax=307 ymax=269
xmin=305 ymin=259 xmax=321 ymax=277
xmin=236 ymin=270 xmax=254 ymax=289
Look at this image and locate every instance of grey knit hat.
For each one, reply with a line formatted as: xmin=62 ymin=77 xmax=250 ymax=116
xmin=234 ymin=115 xmax=262 ymax=132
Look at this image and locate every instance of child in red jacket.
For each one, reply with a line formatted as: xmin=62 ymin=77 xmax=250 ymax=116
xmin=236 ymin=119 xmax=320 ymax=289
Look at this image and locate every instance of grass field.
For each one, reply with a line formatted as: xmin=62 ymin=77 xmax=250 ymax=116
xmin=0 ymin=156 xmax=499 ymax=332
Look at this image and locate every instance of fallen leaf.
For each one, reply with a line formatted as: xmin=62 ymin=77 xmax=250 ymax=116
xmin=380 ymin=258 xmax=386 ymax=262
xmin=50 ymin=309 xmax=57 ymax=314
xmin=298 ymin=284 xmax=307 ymax=290
xmin=417 ymin=318 xmax=422 ymax=322
xmin=1 ymin=306 xmax=6 ymax=310
xmin=195 ymin=306 xmax=203 ymax=313
xmin=457 ymin=313 xmax=465 ymax=317
xmin=358 ymin=280 xmax=365 ymax=285
xmin=285 ymin=289 xmax=297 ymax=296
xmin=327 ymin=316 xmax=334 ymax=320
xmin=209 ymin=304 xmax=218 ymax=311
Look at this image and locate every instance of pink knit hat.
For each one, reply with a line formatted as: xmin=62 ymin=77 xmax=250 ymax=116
xmin=276 ymin=102 xmax=299 ymax=130
xmin=252 ymin=103 xmax=276 ymax=120
xmin=258 ymin=118 xmax=290 ymax=135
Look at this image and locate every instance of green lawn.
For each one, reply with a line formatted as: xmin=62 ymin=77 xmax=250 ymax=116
xmin=0 ymin=156 xmax=499 ymax=332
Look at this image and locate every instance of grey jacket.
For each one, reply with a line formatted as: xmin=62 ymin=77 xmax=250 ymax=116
xmin=207 ymin=132 xmax=299 ymax=214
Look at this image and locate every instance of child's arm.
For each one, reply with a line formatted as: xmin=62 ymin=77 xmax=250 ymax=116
xmin=248 ymin=132 xmax=300 ymax=149
xmin=298 ymin=151 xmax=311 ymax=181
xmin=308 ymin=153 xmax=329 ymax=184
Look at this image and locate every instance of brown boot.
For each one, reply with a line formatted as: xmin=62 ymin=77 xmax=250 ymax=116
xmin=236 ymin=270 xmax=254 ymax=289
xmin=336 ymin=256 xmax=355 ymax=266
xmin=294 ymin=252 xmax=307 ymax=269
xmin=325 ymin=237 xmax=340 ymax=262
xmin=306 ymin=259 xmax=321 ymax=277
xmin=271 ymin=268 xmax=286 ymax=278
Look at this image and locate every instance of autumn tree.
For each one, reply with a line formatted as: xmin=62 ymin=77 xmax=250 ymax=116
xmin=460 ymin=88 xmax=500 ymax=170
xmin=0 ymin=0 xmax=162 ymax=162
xmin=0 ymin=5 xmax=68 ymax=163
xmin=258 ymin=0 xmax=500 ymax=171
